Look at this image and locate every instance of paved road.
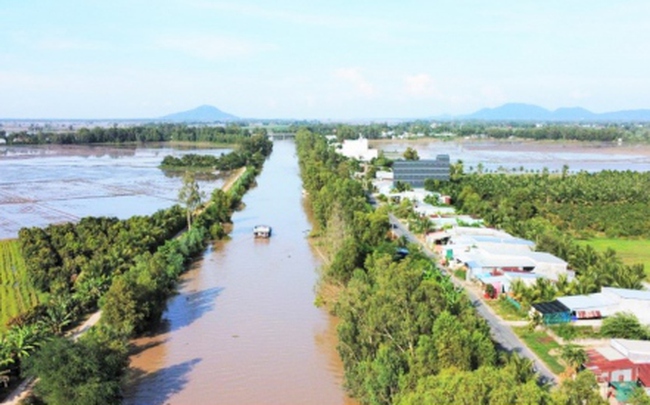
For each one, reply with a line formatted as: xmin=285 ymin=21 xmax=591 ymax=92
xmin=388 ymin=213 xmax=558 ymax=385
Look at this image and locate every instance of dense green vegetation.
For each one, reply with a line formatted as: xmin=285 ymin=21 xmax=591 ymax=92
xmin=430 ymin=167 xmax=649 ymax=292
xmin=600 ymin=313 xmax=650 ymax=340
xmin=578 ymin=238 xmax=650 ymax=278
xmin=296 ymin=129 xmax=603 ymax=404
xmin=160 ymin=133 xmax=273 ymax=172
xmin=3 ymin=121 xmax=650 ymax=147
xmin=23 ymin=333 xmax=128 ymax=405
xmin=0 ymin=135 xmax=272 ymax=403
xmin=287 ymin=121 xmax=650 ymax=143
xmin=0 ymin=240 xmax=41 ymax=332
xmin=4 ymin=123 xmax=266 ymax=145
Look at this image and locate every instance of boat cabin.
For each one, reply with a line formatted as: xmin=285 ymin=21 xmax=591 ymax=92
xmin=253 ymin=225 xmax=272 ymax=238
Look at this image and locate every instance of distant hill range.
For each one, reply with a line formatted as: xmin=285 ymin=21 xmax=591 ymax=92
xmin=457 ymin=103 xmax=650 ymax=122
xmin=159 ymin=105 xmax=238 ymax=122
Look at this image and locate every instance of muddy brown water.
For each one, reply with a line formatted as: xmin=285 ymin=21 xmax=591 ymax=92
xmin=123 ymin=140 xmax=357 ymax=405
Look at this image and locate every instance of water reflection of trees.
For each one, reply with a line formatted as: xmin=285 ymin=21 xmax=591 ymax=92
xmin=126 ymin=358 xmax=202 ymax=405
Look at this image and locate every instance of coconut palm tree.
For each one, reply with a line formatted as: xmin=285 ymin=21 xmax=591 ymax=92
xmin=502 ymin=352 xmax=536 ymax=383
xmin=560 ymin=343 xmax=587 ymax=377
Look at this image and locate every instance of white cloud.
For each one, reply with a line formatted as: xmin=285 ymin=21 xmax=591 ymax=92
xmin=157 ymin=35 xmax=276 ymax=59
xmin=404 ymin=73 xmax=440 ymax=98
xmin=334 ymin=68 xmax=376 ymax=97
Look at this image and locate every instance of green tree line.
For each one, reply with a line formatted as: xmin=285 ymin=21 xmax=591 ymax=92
xmin=4 ymin=123 xmax=263 ymax=145
xmin=286 ymin=121 xmax=650 ymax=142
xmin=160 ymin=133 xmax=273 ymax=171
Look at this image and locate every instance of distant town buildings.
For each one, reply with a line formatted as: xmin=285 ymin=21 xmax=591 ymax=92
xmin=392 ymin=155 xmax=450 ymax=187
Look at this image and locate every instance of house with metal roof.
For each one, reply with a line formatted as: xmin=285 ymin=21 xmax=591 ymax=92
xmin=556 ymin=293 xmax=619 ymax=320
xmin=531 ymin=300 xmax=572 ymax=324
xmin=446 ymin=227 xmax=569 ymax=284
xmin=583 ymin=339 xmax=650 ymax=399
xmin=585 ymin=347 xmax=637 ymax=383
xmin=557 ymin=287 xmax=650 ymax=324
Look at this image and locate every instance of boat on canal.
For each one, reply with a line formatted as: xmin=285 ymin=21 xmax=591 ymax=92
xmin=253 ymin=225 xmax=272 ymax=238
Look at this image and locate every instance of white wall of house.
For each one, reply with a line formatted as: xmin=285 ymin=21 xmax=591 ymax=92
xmin=617 ymin=299 xmax=650 ymax=324
xmin=610 ymin=368 xmax=634 ymax=382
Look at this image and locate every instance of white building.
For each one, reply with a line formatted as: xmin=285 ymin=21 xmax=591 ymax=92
xmin=557 ymin=287 xmax=650 ymax=324
xmin=445 ymin=227 xmax=570 ymax=285
xmin=339 ymin=138 xmax=378 ymax=161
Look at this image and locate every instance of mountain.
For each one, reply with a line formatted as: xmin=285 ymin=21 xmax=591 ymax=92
xmin=459 ymin=103 xmax=650 ymax=122
xmin=467 ymin=103 xmax=551 ymax=121
xmin=160 ymin=105 xmax=238 ymax=122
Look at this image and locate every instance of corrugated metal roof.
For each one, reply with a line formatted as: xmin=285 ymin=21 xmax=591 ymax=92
xmin=596 ymin=346 xmax=627 ymax=361
xmin=521 ymin=251 xmax=568 ymax=265
xmin=472 ymin=235 xmax=535 ymax=246
xmin=603 ymin=287 xmax=650 ymax=301
xmin=504 ymin=272 xmax=543 ymax=280
xmin=532 ymin=300 xmax=570 ymax=315
xmin=638 ymin=364 xmax=650 ymax=387
xmin=585 ymin=349 xmax=634 ymax=373
xmin=557 ymin=293 xmax=618 ymax=311
xmin=611 ymin=339 xmax=650 ymax=363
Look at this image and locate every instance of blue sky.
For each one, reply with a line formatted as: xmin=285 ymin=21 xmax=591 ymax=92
xmin=1 ymin=0 xmax=649 ymax=119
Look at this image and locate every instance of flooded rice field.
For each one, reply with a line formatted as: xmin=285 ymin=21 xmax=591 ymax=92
xmin=123 ymin=140 xmax=356 ymax=405
xmin=373 ymin=139 xmax=650 ymax=172
xmin=0 ymin=144 xmax=230 ymax=239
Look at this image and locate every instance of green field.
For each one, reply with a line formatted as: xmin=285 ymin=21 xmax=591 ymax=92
xmin=0 ymin=240 xmax=41 ymax=332
xmin=513 ymin=327 xmax=564 ymax=375
xmin=578 ymin=238 xmax=650 ymax=279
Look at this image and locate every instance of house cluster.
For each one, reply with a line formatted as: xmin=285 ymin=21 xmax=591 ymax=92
xmin=583 ymin=339 xmax=650 ymax=403
xmin=532 ymin=287 xmax=650 ymax=325
xmin=377 ymin=188 xmax=573 ymax=292
xmin=434 ymin=226 xmax=573 ymax=291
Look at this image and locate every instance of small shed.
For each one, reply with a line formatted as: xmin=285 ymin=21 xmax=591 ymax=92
xmin=608 ymin=381 xmax=638 ymax=403
xmin=531 ymin=300 xmax=571 ymax=324
xmin=585 ymin=348 xmax=636 ymax=383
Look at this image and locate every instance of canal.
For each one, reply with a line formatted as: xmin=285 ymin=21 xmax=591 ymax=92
xmin=123 ymin=140 xmax=356 ymax=405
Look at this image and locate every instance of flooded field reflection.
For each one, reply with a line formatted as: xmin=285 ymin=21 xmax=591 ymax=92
xmin=0 ymin=144 xmax=229 ymax=239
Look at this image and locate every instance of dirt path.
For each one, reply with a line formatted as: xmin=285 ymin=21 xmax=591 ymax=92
xmin=1 ymin=168 xmax=247 ymax=405
xmin=221 ymin=167 xmax=246 ymax=192
xmin=1 ymin=312 xmax=101 ymax=405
